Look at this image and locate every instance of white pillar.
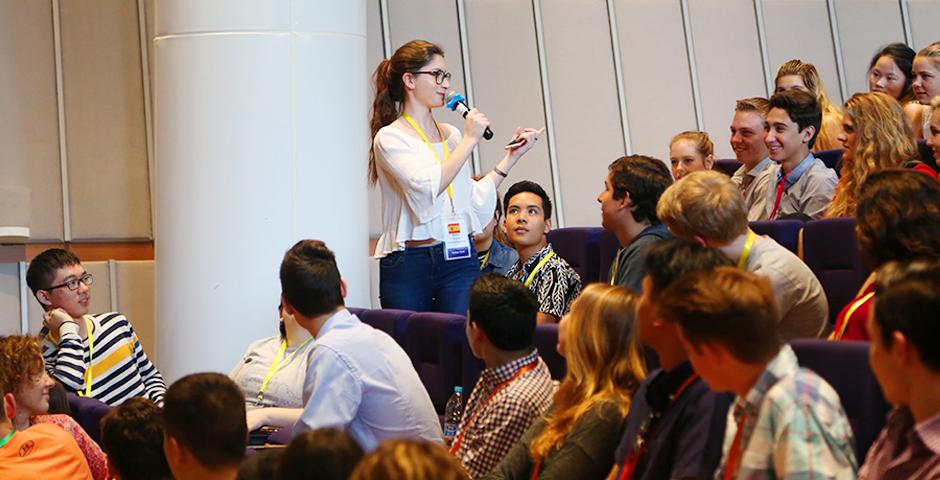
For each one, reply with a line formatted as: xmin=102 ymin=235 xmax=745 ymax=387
xmin=154 ymin=0 xmax=369 ymax=381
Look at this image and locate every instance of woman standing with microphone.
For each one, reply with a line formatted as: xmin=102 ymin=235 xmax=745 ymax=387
xmin=370 ymin=40 xmax=542 ymax=314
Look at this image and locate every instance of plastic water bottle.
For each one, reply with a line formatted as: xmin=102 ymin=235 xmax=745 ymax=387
xmin=443 ymin=386 xmax=464 ymax=445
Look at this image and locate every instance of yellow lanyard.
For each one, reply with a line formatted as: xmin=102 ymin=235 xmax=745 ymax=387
xmin=832 ymin=291 xmax=875 ymax=340
xmin=479 ymin=249 xmax=491 ymax=270
xmin=609 ymin=248 xmax=623 ymax=286
xmin=737 ymin=230 xmax=756 ymax=269
xmin=257 ymin=337 xmax=313 ymax=402
xmin=79 ymin=317 xmax=94 ymax=397
xmin=524 ymin=251 xmax=555 ymax=287
xmin=402 ymin=113 xmax=454 ymax=212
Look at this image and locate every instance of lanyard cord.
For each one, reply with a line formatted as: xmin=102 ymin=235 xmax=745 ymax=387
xmin=737 ymin=230 xmax=756 ymax=269
xmin=78 ymin=317 xmax=94 ymax=397
xmin=0 ymin=430 xmax=15 ymax=449
xmin=831 ymin=292 xmax=875 ymax=340
xmin=524 ymin=251 xmax=555 ymax=287
xmin=479 ymin=249 xmax=491 ymax=269
xmin=402 ymin=113 xmax=455 ymax=213
xmin=257 ymin=337 xmax=313 ymax=402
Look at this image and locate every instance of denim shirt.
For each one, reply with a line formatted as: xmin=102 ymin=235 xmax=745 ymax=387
xmin=480 ymin=240 xmax=519 ymax=277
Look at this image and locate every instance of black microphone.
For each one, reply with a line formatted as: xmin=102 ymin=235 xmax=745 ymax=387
xmin=446 ymin=91 xmax=493 ymax=140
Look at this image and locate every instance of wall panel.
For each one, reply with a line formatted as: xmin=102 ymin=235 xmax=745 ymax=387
xmin=763 ymin=0 xmax=843 ymax=105
xmin=615 ymin=0 xmax=697 ymax=162
xmin=464 ymin=0 xmax=554 ymax=207
xmin=542 ymin=0 xmax=624 ymax=227
xmin=60 ymin=0 xmax=151 ymax=240
xmin=115 ymin=261 xmax=156 ymax=365
xmin=367 ymin=0 xmax=384 ymax=237
xmin=834 ymin=0 xmax=904 ymax=98
xmin=0 ymin=264 xmax=21 ymax=335
xmin=0 ymin=0 xmax=64 ymax=241
xmin=689 ymin=0 xmax=767 ymax=159
xmin=387 ymin=1 xmax=468 ymax=100
xmin=909 ymin=0 xmax=940 ymax=50
xmin=27 ymin=260 xmax=111 ymax=334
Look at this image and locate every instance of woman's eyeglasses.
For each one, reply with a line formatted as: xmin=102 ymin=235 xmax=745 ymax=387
xmin=411 ymin=69 xmax=452 ymax=85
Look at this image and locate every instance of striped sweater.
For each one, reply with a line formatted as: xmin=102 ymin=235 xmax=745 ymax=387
xmin=40 ymin=312 xmax=166 ymax=406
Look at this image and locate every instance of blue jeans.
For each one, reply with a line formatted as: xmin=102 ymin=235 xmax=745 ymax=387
xmin=379 ymin=242 xmax=479 ymax=314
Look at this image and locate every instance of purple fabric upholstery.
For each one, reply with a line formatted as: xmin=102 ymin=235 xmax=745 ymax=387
xmin=790 ymin=340 xmax=889 ymax=460
xmin=461 ymin=337 xmax=485 ymax=395
xmin=547 ymin=227 xmax=603 ymax=284
xmin=533 ymin=323 xmax=566 ymax=380
xmin=598 ymin=229 xmax=621 ymax=284
xmin=346 ymin=306 xmax=367 ymax=317
xmin=749 ymin=220 xmax=803 ymax=255
xmin=66 ymin=393 xmax=112 ymax=443
xmin=815 ymin=148 xmax=843 ymax=173
xmin=714 ymin=158 xmax=742 ymax=177
xmin=918 ymin=139 xmax=938 ymax=171
xmin=801 ymin=218 xmax=870 ymax=323
xmin=404 ymin=312 xmax=467 ymax=414
xmin=357 ymin=308 xmax=412 ymax=348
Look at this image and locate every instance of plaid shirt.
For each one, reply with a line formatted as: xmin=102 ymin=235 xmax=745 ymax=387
xmin=453 ymin=349 xmax=555 ymax=479
xmin=859 ymin=407 xmax=940 ymax=479
xmin=506 ymin=244 xmax=582 ymax=318
xmin=717 ymin=345 xmax=858 ymax=479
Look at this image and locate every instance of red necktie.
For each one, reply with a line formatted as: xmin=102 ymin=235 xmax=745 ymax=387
xmin=768 ymin=173 xmax=788 ymax=220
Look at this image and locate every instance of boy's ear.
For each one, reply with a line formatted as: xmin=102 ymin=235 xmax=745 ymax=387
xmin=35 ymin=289 xmax=53 ymax=307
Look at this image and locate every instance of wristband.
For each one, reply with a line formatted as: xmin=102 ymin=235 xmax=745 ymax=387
xmin=493 ymin=167 xmax=508 ymax=178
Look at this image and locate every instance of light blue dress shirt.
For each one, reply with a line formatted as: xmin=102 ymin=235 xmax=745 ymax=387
xmin=293 ymin=308 xmax=442 ymax=451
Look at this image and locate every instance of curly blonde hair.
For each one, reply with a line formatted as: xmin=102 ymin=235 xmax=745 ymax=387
xmin=826 ymin=92 xmax=918 ymax=218
xmin=349 ymin=440 xmax=467 ymax=480
xmin=776 ymin=59 xmax=843 ymax=150
xmin=0 ymin=335 xmax=45 ymax=397
xmin=529 ymin=284 xmax=645 ymax=465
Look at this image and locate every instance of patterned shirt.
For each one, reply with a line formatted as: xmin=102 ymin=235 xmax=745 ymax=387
xmin=717 ymin=345 xmax=857 ymax=479
xmin=453 ymin=350 xmax=555 ymax=479
xmin=31 ymin=414 xmax=109 ymax=480
xmin=859 ymin=407 xmax=940 ymax=480
xmin=506 ymin=244 xmax=582 ymax=319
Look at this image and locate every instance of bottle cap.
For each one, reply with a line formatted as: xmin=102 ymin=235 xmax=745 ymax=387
xmin=454 ymin=386 xmax=463 ymax=393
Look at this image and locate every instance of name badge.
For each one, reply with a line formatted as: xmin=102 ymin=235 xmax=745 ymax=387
xmin=443 ymin=214 xmax=472 ymax=261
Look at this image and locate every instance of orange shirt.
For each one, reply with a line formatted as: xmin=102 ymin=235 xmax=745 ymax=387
xmin=0 ymin=424 xmax=94 ymax=480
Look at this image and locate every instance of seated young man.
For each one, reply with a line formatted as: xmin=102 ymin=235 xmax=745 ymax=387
xmin=597 ymin=155 xmax=673 ymax=293
xmin=859 ymin=259 xmax=940 ymax=479
xmin=608 ymin=239 xmax=733 ymax=480
xmin=28 ymin=248 xmax=166 ymax=406
xmin=764 ymin=89 xmax=838 ymax=220
xmin=504 ymin=181 xmax=581 ymax=323
xmin=0 ymin=373 xmax=94 ymax=479
xmin=660 ymin=267 xmax=857 ymax=479
xmin=658 ymin=170 xmax=828 ymax=339
xmin=281 ymin=240 xmax=441 ymax=450
xmin=101 ymin=397 xmax=172 ymax=480
xmin=729 ymin=97 xmax=777 ymax=221
xmin=163 ymin=373 xmax=246 ymax=480
xmin=453 ymin=274 xmax=555 ymax=479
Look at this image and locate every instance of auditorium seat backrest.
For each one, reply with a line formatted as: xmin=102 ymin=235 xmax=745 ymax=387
xmin=547 ymin=227 xmax=603 ymax=284
xmin=598 ymin=228 xmax=621 ymax=284
xmin=790 ymin=339 xmax=889 ymax=461
xmin=750 ymin=220 xmax=803 ymax=255
xmin=67 ymin=393 xmax=112 ymax=443
xmin=357 ymin=308 xmax=412 ymax=347
xmin=714 ymin=159 xmax=742 ymax=177
xmin=532 ymin=323 xmax=566 ymax=379
xmin=404 ymin=312 xmax=466 ymax=414
xmin=815 ymin=148 xmax=843 ymax=173
xmin=801 ymin=218 xmax=870 ymax=323
xmin=918 ymin=139 xmax=938 ymax=171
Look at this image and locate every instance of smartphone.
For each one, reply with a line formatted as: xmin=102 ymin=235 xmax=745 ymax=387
xmin=505 ymin=137 xmax=527 ymax=149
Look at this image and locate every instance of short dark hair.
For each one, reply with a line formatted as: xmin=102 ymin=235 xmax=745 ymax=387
xmin=280 ymin=240 xmax=345 ymax=317
xmin=769 ymin=89 xmax=822 ymax=149
xmin=874 ymin=259 xmax=940 ymax=372
xmin=608 ymin=155 xmax=673 ymax=224
xmin=468 ymin=274 xmax=538 ymax=351
xmin=658 ymin=267 xmax=781 ymax=363
xmin=277 ymin=428 xmax=364 ymax=480
xmin=238 ymin=449 xmax=283 ymax=480
xmin=163 ymin=373 xmax=247 ymax=470
xmin=644 ymin=239 xmax=733 ymax=298
xmin=26 ymin=248 xmax=81 ymax=294
xmin=504 ymin=181 xmax=552 ymax=220
xmin=857 ymin=169 xmax=940 ymax=268
xmin=101 ymin=398 xmax=172 ymax=480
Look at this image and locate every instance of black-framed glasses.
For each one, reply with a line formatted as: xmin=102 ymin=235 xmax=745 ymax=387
xmin=411 ymin=69 xmax=452 ymax=85
xmin=46 ymin=272 xmax=94 ymax=291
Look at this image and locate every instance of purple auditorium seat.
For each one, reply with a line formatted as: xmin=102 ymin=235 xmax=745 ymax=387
xmin=461 ymin=336 xmax=485 ymax=395
xmin=598 ymin=229 xmax=621 ymax=284
xmin=801 ymin=218 xmax=870 ymax=324
xmin=533 ymin=324 xmax=566 ymax=380
xmin=357 ymin=308 xmax=412 ymax=348
xmin=815 ymin=148 xmax=843 ymax=174
xmin=66 ymin=393 xmax=112 ymax=443
xmin=546 ymin=227 xmax=603 ymax=284
xmin=404 ymin=312 xmax=467 ymax=414
xmin=749 ymin=220 xmax=803 ymax=255
xmin=346 ymin=306 xmax=367 ymax=317
xmin=714 ymin=159 xmax=742 ymax=177
xmin=790 ymin=340 xmax=890 ymax=460
xmin=918 ymin=139 xmax=938 ymax=171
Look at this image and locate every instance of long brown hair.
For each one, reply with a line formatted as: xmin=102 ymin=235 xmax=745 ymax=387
xmin=529 ymin=284 xmax=646 ymax=465
xmin=826 ymin=92 xmax=917 ymax=217
xmin=368 ymin=40 xmax=444 ymax=185
xmin=776 ymin=59 xmax=842 ymax=150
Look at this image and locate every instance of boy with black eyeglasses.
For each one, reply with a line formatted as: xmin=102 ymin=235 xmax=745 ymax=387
xmin=28 ymin=248 xmax=166 ymax=406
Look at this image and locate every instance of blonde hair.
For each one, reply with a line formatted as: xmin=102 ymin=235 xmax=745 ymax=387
xmin=670 ymin=131 xmax=714 ymax=159
xmin=776 ymin=60 xmax=843 ymax=150
xmin=349 ymin=440 xmax=467 ymax=480
xmin=826 ymin=92 xmax=917 ymax=218
xmin=917 ymin=41 xmax=940 ymax=72
xmin=735 ymin=97 xmax=771 ymax=117
xmin=657 ymin=171 xmax=749 ymax=244
xmin=529 ymin=284 xmax=645 ymax=465
xmin=933 ymin=95 xmax=940 ymax=110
